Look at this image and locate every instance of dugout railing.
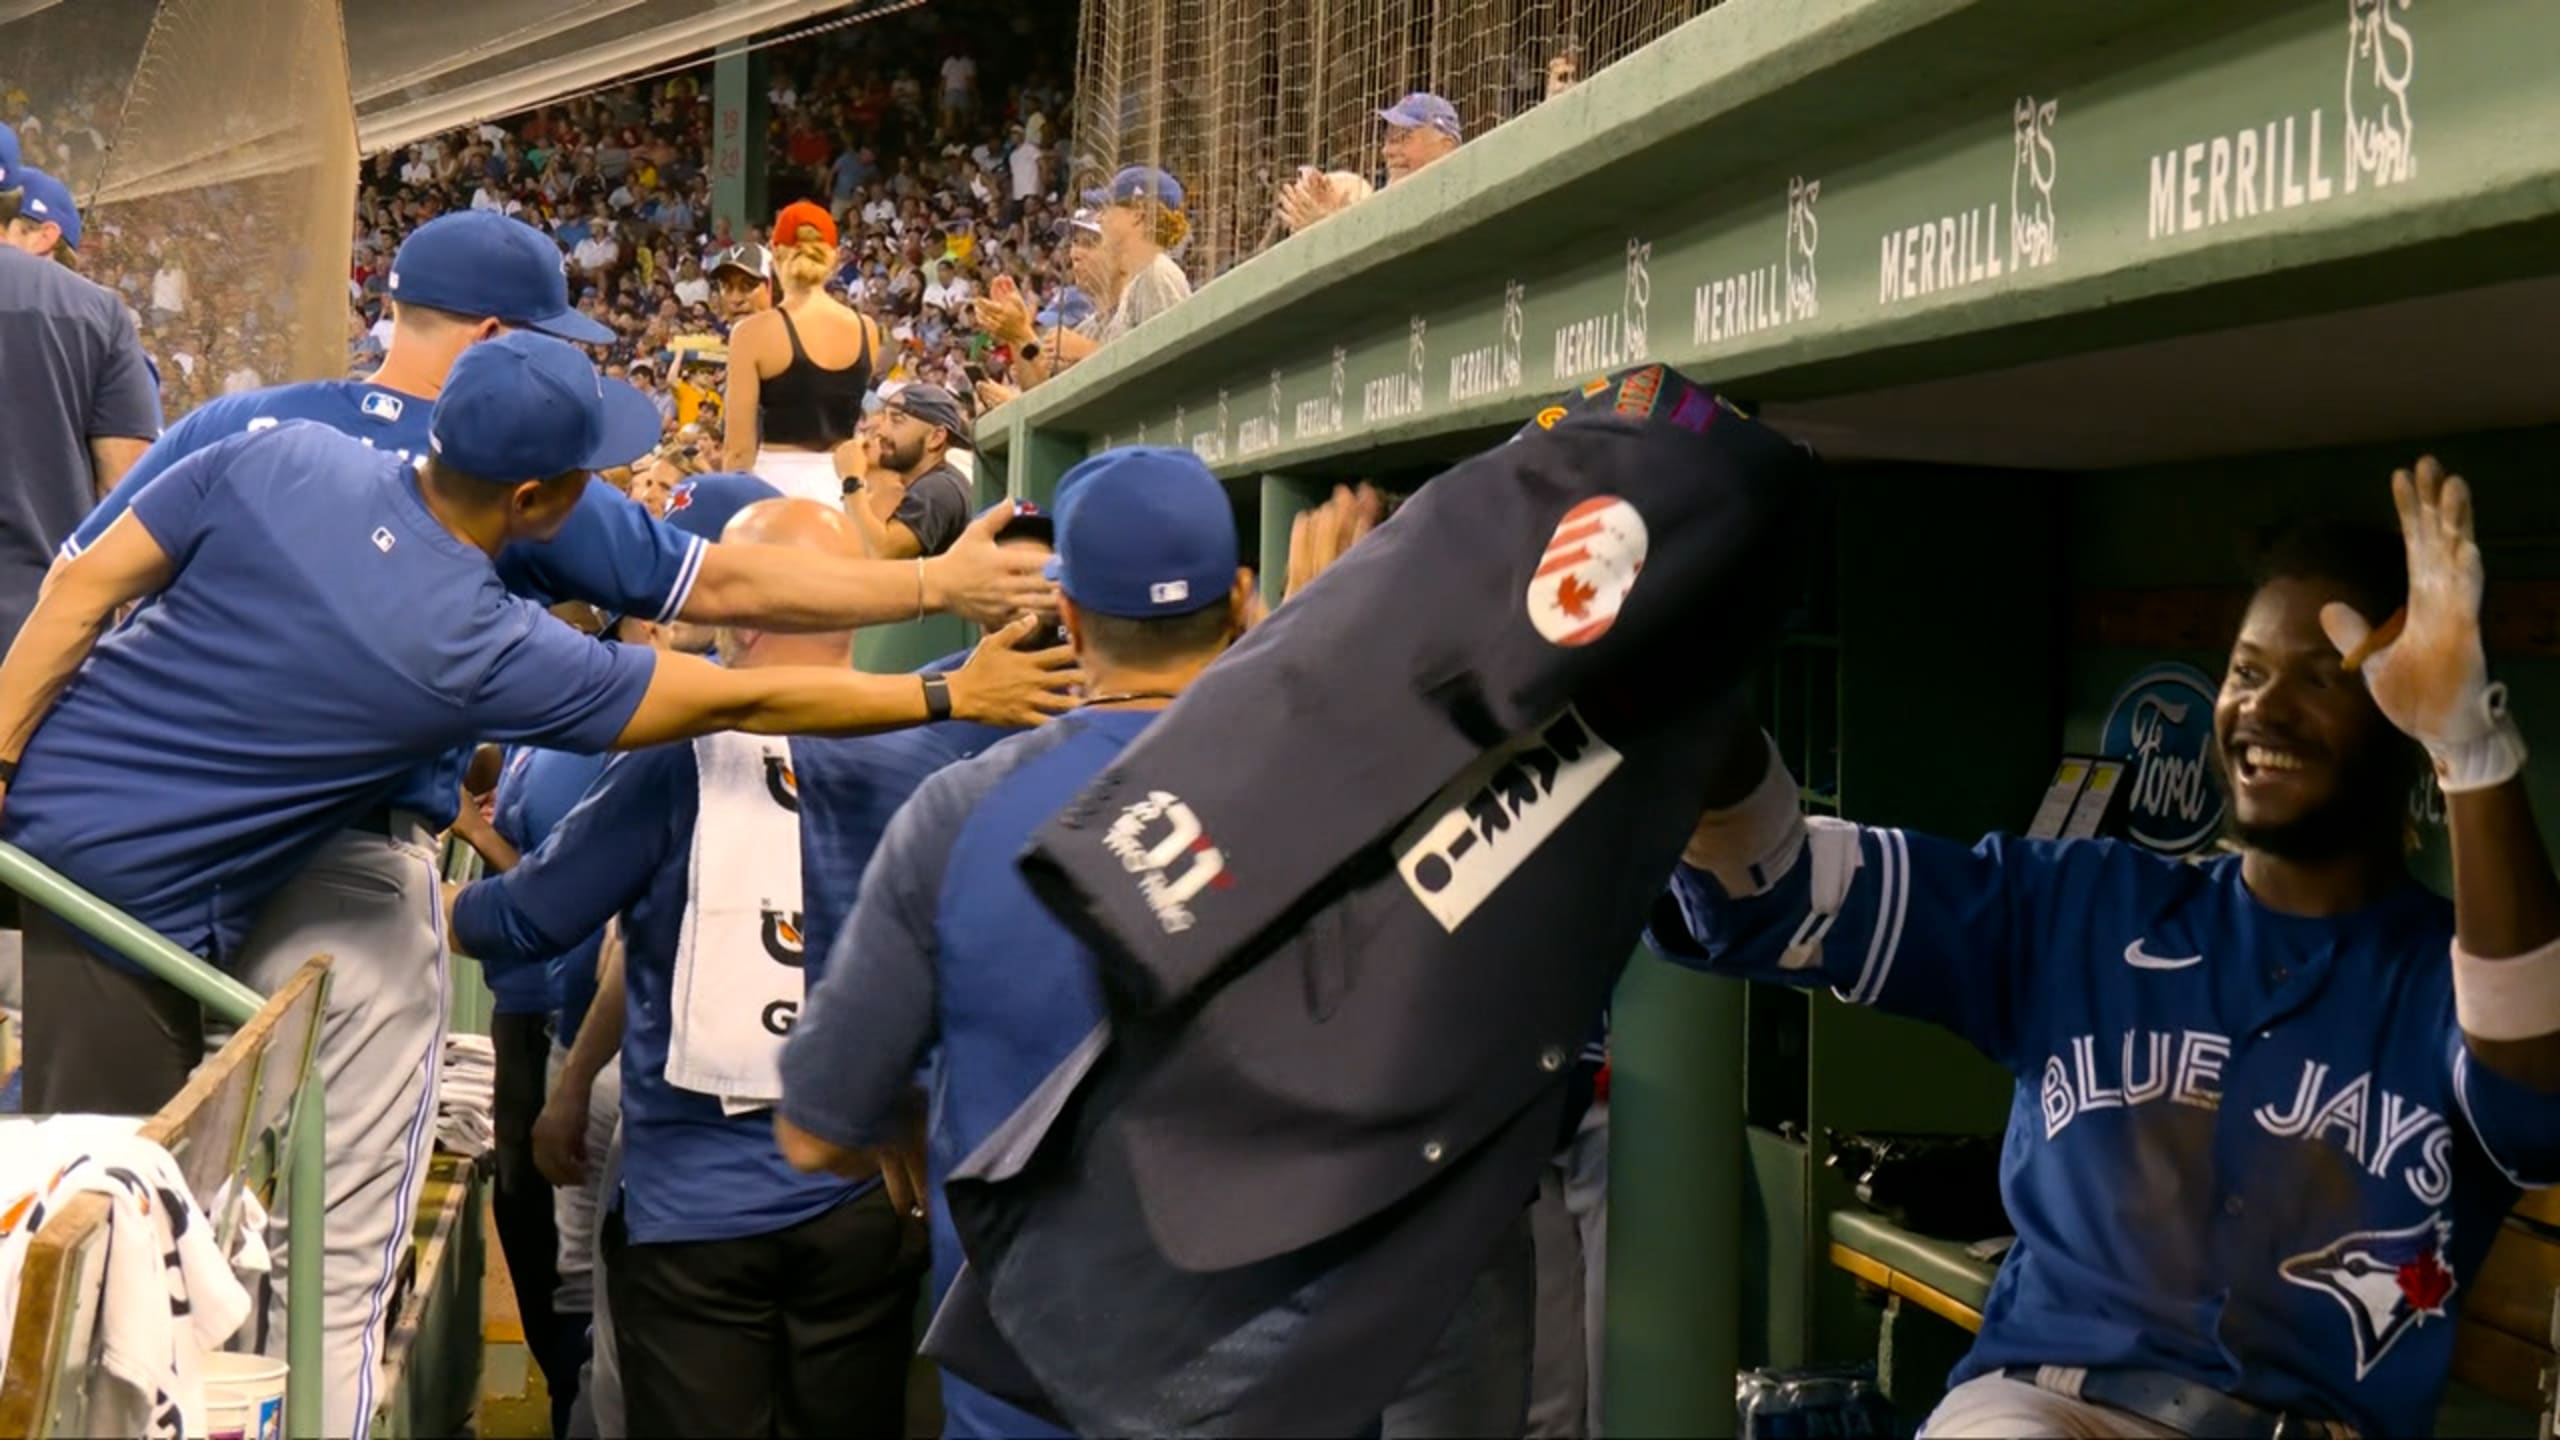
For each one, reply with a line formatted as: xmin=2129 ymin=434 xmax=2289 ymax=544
xmin=0 ymin=843 xmax=330 ymax=1439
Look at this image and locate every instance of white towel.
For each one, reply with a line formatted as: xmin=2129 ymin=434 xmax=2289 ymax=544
xmin=0 ymin=1115 xmax=256 ymax=1438
xmin=665 ymin=732 xmax=806 ymax=1116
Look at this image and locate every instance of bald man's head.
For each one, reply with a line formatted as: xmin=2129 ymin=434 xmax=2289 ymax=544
xmin=714 ymin=498 xmax=865 ymax=667
xmin=721 ymin=496 xmax=863 ymax=557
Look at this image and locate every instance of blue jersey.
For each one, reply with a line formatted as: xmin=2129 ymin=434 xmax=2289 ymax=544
xmin=782 ymin=710 xmax=1156 ymax=1440
xmin=485 ymin=745 xmax=610 ymax=1020
xmin=72 ymin=379 xmax=709 ymax=827
xmin=1 ymin=423 xmax=658 ymax=968
xmin=453 ymin=722 xmax=1004 ymax=1246
xmin=1653 ymin=827 xmax=2560 ymax=1438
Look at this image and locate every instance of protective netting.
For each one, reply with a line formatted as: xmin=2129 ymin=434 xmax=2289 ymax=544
xmin=1072 ymin=0 xmax=1726 ymax=280
xmin=2 ymin=0 xmax=357 ymax=417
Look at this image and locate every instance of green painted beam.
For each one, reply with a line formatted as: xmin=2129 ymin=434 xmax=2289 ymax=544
xmin=984 ymin=0 xmax=2560 ymax=478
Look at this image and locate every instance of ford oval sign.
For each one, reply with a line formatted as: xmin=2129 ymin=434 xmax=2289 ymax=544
xmin=2099 ymin=663 xmax=2224 ymax=855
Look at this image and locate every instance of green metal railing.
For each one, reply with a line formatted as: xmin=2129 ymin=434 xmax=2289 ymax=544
xmin=0 ymin=842 xmax=327 ymax=1440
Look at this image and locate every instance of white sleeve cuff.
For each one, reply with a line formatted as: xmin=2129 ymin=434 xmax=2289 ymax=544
xmin=2453 ymin=933 xmax=2560 ymax=1041
xmin=1681 ymin=733 xmax=1806 ymax=899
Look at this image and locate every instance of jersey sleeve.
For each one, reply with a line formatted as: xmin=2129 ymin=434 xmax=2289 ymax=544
xmin=2449 ymin=1034 xmax=2560 ymax=1188
xmin=1649 ymin=824 xmax=2075 ymax=1068
xmin=65 ymin=399 xmax=235 ymax=559
xmin=466 ymin=600 xmax=661 ymax=752
xmin=124 ymin=428 xmax=260 ymax=565
xmin=454 ymin=748 xmax=688 ymax=967
xmin=493 ymin=477 xmax=707 ymax=622
xmin=780 ymin=760 xmax=981 ymax=1149
xmin=87 ymin=305 xmax=163 ymax=444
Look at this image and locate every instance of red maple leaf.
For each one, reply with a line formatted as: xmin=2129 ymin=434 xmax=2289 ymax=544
xmin=1555 ymin=572 xmax=1598 ymax=620
xmin=2397 ymin=1251 xmax=2452 ymax=1313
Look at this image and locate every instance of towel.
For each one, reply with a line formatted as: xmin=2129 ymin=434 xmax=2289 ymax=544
xmin=0 ymin=1115 xmax=257 ymax=1438
xmin=437 ymin=1034 xmax=497 ymax=1158
xmin=666 ymin=732 xmax=805 ymax=1116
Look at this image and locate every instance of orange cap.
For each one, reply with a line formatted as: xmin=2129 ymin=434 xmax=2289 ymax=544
xmin=774 ymin=200 xmax=838 ymax=249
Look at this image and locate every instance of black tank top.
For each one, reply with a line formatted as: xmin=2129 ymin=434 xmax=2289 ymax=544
xmin=758 ymin=306 xmax=871 ymax=450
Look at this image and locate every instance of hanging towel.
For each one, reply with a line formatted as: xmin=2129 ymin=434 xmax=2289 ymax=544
xmin=666 ymin=732 xmax=806 ymax=1116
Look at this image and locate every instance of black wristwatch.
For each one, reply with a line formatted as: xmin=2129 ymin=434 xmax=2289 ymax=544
xmin=1019 ymin=338 xmax=1042 ymax=361
xmin=842 ymin=473 xmax=864 ymax=497
xmin=921 ymin=673 xmax=953 ymax=722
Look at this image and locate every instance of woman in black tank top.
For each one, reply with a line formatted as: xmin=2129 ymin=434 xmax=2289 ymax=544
xmin=722 ymin=200 xmax=881 ymax=504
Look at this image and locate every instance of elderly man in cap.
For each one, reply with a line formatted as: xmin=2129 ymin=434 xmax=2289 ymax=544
xmin=840 ymin=383 xmax=977 ymax=560
xmin=1277 ymin=91 xmax=1463 ymax=235
xmin=2 ymin=165 xmax=82 ymax=265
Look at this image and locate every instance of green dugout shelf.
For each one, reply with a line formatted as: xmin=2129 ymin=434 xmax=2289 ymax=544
xmin=853 ymin=0 xmax=2560 ymax=1433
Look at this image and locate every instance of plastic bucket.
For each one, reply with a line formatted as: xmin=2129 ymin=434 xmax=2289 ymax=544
xmin=203 ymin=1351 xmax=288 ymax=1440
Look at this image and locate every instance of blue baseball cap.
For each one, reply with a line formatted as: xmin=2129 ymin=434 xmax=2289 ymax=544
xmin=14 ymin=167 xmax=78 ymax=250
xmin=428 ymin=331 xmax=663 ymax=481
xmin=0 ymin=122 xmax=18 ymax=189
xmin=1082 ymin=166 xmax=1184 ymax=211
xmin=1379 ymin=92 xmax=1463 ymax=139
xmin=389 ymin=211 xmax=614 ymax=344
xmin=1045 ymin=447 xmax=1236 ymax=619
xmin=662 ymin=471 xmax=782 ymax=543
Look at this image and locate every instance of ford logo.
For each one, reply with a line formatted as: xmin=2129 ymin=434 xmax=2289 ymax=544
xmin=2100 ymin=663 xmax=2224 ymax=855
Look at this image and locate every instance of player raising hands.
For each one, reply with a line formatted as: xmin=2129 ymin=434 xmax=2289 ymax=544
xmin=1659 ymin=457 xmax=2560 ymax=1438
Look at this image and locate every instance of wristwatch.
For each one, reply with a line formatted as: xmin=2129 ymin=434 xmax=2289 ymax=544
xmin=921 ymin=673 xmax=953 ymax=722
xmin=1018 ymin=338 xmax=1042 ymax=362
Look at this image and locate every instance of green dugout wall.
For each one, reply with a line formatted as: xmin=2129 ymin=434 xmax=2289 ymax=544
xmin=850 ymin=0 xmax=2560 ymax=1432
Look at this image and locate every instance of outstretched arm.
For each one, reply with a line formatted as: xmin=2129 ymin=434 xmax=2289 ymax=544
xmin=2325 ymin=457 xmax=2560 ymax=1091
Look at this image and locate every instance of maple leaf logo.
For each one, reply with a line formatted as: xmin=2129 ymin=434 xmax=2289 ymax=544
xmin=1556 ymin=572 xmax=1598 ymax=620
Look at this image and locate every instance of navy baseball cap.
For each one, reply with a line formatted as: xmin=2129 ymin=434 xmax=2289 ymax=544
xmin=390 ymin=211 xmax=614 ymax=344
xmin=1046 ymin=447 xmax=1236 ymax=619
xmin=1082 ymin=166 xmax=1184 ymax=211
xmin=428 ymin=331 xmax=664 ymax=481
xmin=1379 ymin=92 xmax=1463 ymax=139
xmin=14 ymin=167 xmax=79 ymax=250
xmin=996 ymin=500 xmax=1054 ymax=547
xmin=663 ymin=471 xmax=782 ymax=543
xmin=887 ymin=383 xmax=972 ymax=448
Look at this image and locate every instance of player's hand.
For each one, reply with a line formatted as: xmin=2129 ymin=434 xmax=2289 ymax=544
xmin=1285 ymin=482 xmax=1384 ymax=600
xmin=2322 ymin=457 xmax=2490 ymax=744
xmin=946 ymin=616 xmax=1084 ymax=727
xmin=928 ymin=503 xmax=1058 ymax=627
xmin=532 ymin=1081 xmax=592 ymax=1187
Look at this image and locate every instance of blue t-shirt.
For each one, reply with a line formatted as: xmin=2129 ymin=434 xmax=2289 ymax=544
xmin=484 ymin=745 xmax=610 ymax=1020
xmin=781 ymin=709 xmax=1157 ymax=1440
xmin=453 ymin=721 xmax=1005 ymax=1245
xmin=72 ymin=379 xmax=710 ymax=827
xmin=1 ymin=422 xmax=658 ymax=968
xmin=1653 ymin=831 xmax=2560 ymax=1439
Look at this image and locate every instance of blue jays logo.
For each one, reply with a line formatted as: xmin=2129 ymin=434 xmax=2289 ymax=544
xmin=763 ymin=756 xmax=799 ymax=812
xmin=759 ymin=908 xmax=807 ymax=967
xmin=2100 ymin=663 xmax=2223 ymax=855
xmin=2280 ymin=1215 xmax=2456 ymax=1378
xmin=667 ymin=482 xmax=696 ymax=513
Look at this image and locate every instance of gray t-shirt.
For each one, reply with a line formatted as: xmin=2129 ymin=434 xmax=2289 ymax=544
xmin=0 ymin=248 xmax=160 ymax=650
xmin=1090 ymin=252 xmax=1193 ymax=348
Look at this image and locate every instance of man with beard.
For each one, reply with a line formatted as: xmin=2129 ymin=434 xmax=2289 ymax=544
xmin=1657 ymin=460 xmax=2560 ymax=1438
xmin=840 ymin=384 xmax=974 ymax=560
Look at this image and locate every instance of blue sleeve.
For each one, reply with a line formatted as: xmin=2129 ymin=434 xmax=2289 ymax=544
xmin=454 ymin=748 xmax=688 ymax=966
xmin=466 ymin=601 xmax=660 ymax=752
xmin=2451 ymin=1035 xmax=2560 ymax=1188
xmin=1649 ymin=825 xmax=2081 ymax=1069
xmin=780 ymin=762 xmax=978 ymax=1148
xmin=494 ymin=478 xmax=707 ymax=622
xmin=87 ymin=304 xmax=162 ymax=444
xmin=124 ymin=429 xmax=258 ymax=564
xmin=67 ymin=399 xmax=234 ymax=557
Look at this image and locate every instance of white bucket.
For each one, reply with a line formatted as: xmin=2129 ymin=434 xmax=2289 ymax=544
xmin=202 ymin=1351 xmax=288 ymax=1440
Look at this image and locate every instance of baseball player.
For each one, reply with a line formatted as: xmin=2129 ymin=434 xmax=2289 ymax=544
xmin=1659 ymin=460 xmax=2560 ymax=1438
xmin=0 ymin=330 xmax=1071 ymax=1440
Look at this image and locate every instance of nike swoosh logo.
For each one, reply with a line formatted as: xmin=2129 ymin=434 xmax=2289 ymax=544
xmin=2124 ymin=940 xmax=2203 ymax=970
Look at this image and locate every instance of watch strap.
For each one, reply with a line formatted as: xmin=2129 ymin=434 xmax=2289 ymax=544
xmin=921 ymin=673 xmax=954 ymax=722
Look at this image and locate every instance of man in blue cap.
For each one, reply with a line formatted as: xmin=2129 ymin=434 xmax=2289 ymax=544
xmin=988 ymin=170 xmax=1192 ymax=391
xmin=2 ymin=166 xmax=82 ymax=265
xmin=457 ymin=491 xmax=1030 ymax=1437
xmin=774 ymin=445 xmax=1252 ymax=1440
xmin=448 ymin=469 xmax=785 ymax=1436
xmin=1378 ymin=92 xmax=1465 ymax=183
xmin=44 ymin=209 xmax=1051 ymax=1440
xmin=0 ymin=331 xmax=1074 ymax=1439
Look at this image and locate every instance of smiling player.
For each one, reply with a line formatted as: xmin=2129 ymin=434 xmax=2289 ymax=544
xmin=1656 ymin=458 xmax=2560 ymax=1438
